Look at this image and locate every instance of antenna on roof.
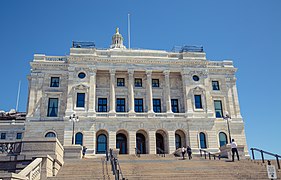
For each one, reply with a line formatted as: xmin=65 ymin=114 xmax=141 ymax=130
xmin=128 ymin=13 xmax=131 ymax=49
xmin=16 ymin=81 xmax=21 ymax=112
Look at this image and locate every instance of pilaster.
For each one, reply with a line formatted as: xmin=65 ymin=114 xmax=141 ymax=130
xmin=146 ymin=70 xmax=154 ymax=116
xmin=109 ymin=69 xmax=116 ymax=116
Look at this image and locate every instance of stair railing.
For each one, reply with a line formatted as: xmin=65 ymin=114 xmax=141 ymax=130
xmin=108 ymin=148 xmax=126 ymax=180
xmin=250 ymin=148 xmax=280 ymax=169
xmin=156 ymin=147 xmax=165 ymax=157
xmin=135 ymin=147 xmax=141 ymax=157
xmin=200 ymin=149 xmax=220 ymax=160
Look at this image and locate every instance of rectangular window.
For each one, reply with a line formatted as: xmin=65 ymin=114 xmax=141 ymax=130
xmin=0 ymin=133 xmax=6 ymax=139
xmin=212 ymin=81 xmax=220 ymax=90
xmin=98 ymin=98 xmax=107 ymax=112
xmin=116 ymin=98 xmax=126 ymax=112
xmin=135 ymin=99 xmax=143 ymax=112
xmin=152 ymin=79 xmax=159 ymax=87
xmin=117 ymin=78 xmax=125 ymax=86
xmin=47 ymin=98 xmax=58 ymax=117
xmin=153 ymin=99 xmax=161 ymax=113
xmin=76 ymin=93 xmax=85 ymax=108
xmin=135 ymin=78 xmax=142 ymax=87
xmin=194 ymin=95 xmax=203 ymax=109
xmin=50 ymin=77 xmax=60 ymax=87
xmin=16 ymin=133 xmax=22 ymax=139
xmin=171 ymin=99 xmax=179 ymax=113
xmin=214 ymin=100 xmax=223 ymax=118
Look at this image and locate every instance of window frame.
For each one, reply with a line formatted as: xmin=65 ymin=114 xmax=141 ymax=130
xmin=117 ymin=78 xmax=125 ymax=87
xmin=50 ymin=77 xmax=60 ymax=87
xmin=153 ymin=99 xmax=161 ymax=113
xmin=16 ymin=133 xmax=22 ymax=140
xmin=135 ymin=98 xmax=144 ymax=112
xmin=194 ymin=95 xmax=203 ymax=109
xmin=212 ymin=81 xmax=220 ymax=91
xmin=0 ymin=133 xmax=6 ymax=140
xmin=214 ymin=100 xmax=223 ymax=118
xmin=134 ymin=78 xmax=142 ymax=87
xmin=171 ymin=99 xmax=179 ymax=113
xmin=116 ymin=98 xmax=126 ymax=112
xmin=47 ymin=98 xmax=59 ymax=117
xmin=152 ymin=79 xmax=160 ymax=87
xmin=76 ymin=93 xmax=85 ymax=108
xmin=98 ymin=98 xmax=108 ymax=112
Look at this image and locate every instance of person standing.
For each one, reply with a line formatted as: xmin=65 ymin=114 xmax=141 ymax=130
xmin=186 ymin=146 xmax=192 ymax=160
xmin=82 ymin=146 xmax=87 ymax=158
xmin=181 ymin=146 xmax=186 ymax=160
xmin=231 ymin=139 xmax=239 ymax=161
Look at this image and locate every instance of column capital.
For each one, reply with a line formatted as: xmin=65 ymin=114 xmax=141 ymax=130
xmin=110 ymin=69 xmax=116 ymax=75
xmin=146 ymin=70 xmax=152 ymax=76
xmin=163 ymin=70 xmax=170 ymax=77
xmin=128 ymin=69 xmax=134 ymax=76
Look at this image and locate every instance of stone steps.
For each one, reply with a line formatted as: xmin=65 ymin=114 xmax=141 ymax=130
xmin=48 ymin=155 xmax=280 ymax=180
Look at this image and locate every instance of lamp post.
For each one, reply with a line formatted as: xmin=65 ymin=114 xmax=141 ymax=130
xmin=223 ymin=111 xmax=232 ymax=144
xmin=69 ymin=113 xmax=79 ymax=145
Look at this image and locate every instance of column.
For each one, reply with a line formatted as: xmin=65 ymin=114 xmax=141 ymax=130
xmin=149 ymin=131 xmax=156 ymax=154
xmin=146 ymin=70 xmax=154 ymax=115
xmin=109 ymin=69 xmax=116 ymax=116
xmin=181 ymin=72 xmax=193 ymax=117
xmin=164 ymin=70 xmax=173 ymax=115
xmin=108 ymin=131 xmax=116 ymax=149
xmin=66 ymin=67 xmax=75 ymax=116
xmin=232 ymin=81 xmax=242 ymax=119
xmin=129 ymin=131 xmax=136 ymax=154
xmin=88 ymin=69 xmax=97 ymax=116
xmin=168 ymin=131 xmax=176 ymax=154
xmin=128 ymin=70 xmax=135 ymax=115
xmin=204 ymin=77 xmax=214 ymax=118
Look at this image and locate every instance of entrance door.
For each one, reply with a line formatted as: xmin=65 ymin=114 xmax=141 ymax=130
xmin=116 ymin=134 xmax=127 ymax=154
xmin=97 ymin=134 xmax=107 ymax=154
xmin=175 ymin=133 xmax=181 ymax=150
xmin=156 ymin=133 xmax=164 ymax=153
xmin=136 ymin=133 xmax=146 ymax=154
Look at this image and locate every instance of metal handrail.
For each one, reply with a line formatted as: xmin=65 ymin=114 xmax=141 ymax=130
xmin=250 ymin=148 xmax=280 ymax=169
xmin=199 ymin=149 xmax=220 ymax=160
xmin=108 ymin=148 xmax=126 ymax=180
xmin=156 ymin=147 xmax=165 ymax=157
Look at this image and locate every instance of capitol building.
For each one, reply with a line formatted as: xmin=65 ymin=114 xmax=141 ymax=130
xmin=24 ymin=28 xmax=248 ymax=156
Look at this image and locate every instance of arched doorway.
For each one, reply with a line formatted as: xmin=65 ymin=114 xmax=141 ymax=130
xmin=219 ymin=132 xmax=228 ymax=147
xmin=97 ymin=134 xmax=107 ymax=154
xmin=156 ymin=133 xmax=165 ymax=154
xmin=175 ymin=130 xmax=187 ymax=150
xmin=75 ymin=132 xmax=83 ymax=146
xmin=136 ymin=133 xmax=146 ymax=154
xmin=116 ymin=133 xmax=127 ymax=154
xmin=175 ymin=134 xmax=181 ymax=149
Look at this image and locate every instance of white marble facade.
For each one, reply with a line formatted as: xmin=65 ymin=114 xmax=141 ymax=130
xmin=25 ymin=28 xmax=248 ymax=156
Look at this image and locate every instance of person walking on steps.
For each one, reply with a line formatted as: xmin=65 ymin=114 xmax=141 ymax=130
xmin=186 ymin=146 xmax=192 ymax=160
xmin=231 ymin=139 xmax=239 ymax=161
xmin=181 ymin=146 xmax=186 ymax=160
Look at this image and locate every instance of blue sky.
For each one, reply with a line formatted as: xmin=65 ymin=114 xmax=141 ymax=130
xmin=0 ymin=1 xmax=280 ymax=156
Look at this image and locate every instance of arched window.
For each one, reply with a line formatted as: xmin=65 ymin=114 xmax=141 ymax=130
xmin=45 ymin=132 xmax=56 ymax=138
xmin=199 ymin=132 xmax=207 ymax=149
xmin=97 ymin=134 xmax=107 ymax=154
xmin=175 ymin=134 xmax=181 ymax=149
xmin=219 ymin=132 xmax=228 ymax=147
xmin=75 ymin=132 xmax=83 ymax=146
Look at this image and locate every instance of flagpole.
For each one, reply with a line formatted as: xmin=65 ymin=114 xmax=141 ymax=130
xmin=16 ymin=81 xmax=21 ymax=111
xmin=128 ymin=13 xmax=131 ymax=49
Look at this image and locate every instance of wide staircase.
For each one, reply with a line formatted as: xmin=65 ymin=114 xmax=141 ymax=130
xmin=48 ymin=154 xmax=280 ymax=180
